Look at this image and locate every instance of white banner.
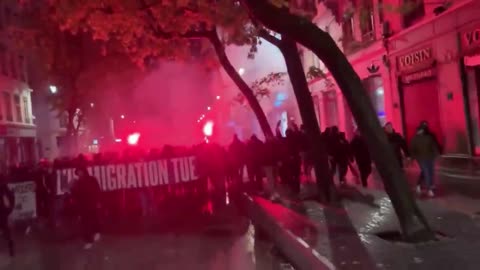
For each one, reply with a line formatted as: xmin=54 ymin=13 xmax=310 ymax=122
xmin=7 ymin=181 xmax=37 ymax=221
xmin=55 ymin=156 xmax=199 ymax=195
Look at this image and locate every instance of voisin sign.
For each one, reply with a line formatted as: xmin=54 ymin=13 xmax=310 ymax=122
xmin=397 ymin=47 xmax=434 ymax=73
xmin=461 ymin=27 xmax=480 ymax=55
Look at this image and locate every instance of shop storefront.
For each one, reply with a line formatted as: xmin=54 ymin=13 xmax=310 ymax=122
xmin=396 ymin=46 xmax=442 ymax=143
xmin=0 ymin=125 xmax=36 ymax=169
xmin=362 ymin=76 xmax=386 ymax=126
xmin=461 ymin=24 xmax=480 ymax=155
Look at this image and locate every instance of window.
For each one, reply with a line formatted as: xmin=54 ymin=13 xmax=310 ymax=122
xmin=360 ymin=0 xmax=375 ymax=42
xmin=3 ymin=92 xmax=12 ymax=121
xmin=22 ymin=96 xmax=30 ymax=124
xmin=403 ymin=0 xmax=425 ymax=27
xmin=342 ymin=17 xmax=355 ymax=44
xmin=9 ymin=53 xmax=16 ymax=79
xmin=14 ymin=94 xmax=22 ymax=122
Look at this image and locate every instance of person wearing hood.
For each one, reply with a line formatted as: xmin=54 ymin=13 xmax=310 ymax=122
xmin=410 ymin=125 xmax=439 ymax=197
xmin=71 ymin=167 xmax=102 ymax=249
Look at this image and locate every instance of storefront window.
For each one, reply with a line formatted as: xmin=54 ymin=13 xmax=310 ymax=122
xmin=467 ymin=67 xmax=480 ymax=155
xmin=362 ymin=76 xmax=386 ymax=126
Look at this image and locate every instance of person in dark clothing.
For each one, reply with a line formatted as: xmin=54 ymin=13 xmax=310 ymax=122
xmin=246 ymin=135 xmax=264 ymax=192
xmin=299 ymin=125 xmax=312 ymax=180
xmin=37 ymin=162 xmax=56 ymax=226
xmin=0 ymin=175 xmax=14 ymax=257
xmin=350 ymin=129 xmax=372 ymax=187
xmin=71 ymin=167 xmax=101 ymax=249
xmin=285 ymin=128 xmax=302 ymax=196
xmin=336 ymin=132 xmax=351 ymax=185
xmin=263 ymin=137 xmax=280 ymax=200
xmin=228 ymin=135 xmax=246 ymax=187
xmin=205 ymin=143 xmax=228 ymax=210
xmin=384 ymin=122 xmax=410 ymax=168
xmin=417 ymin=121 xmax=442 ymax=187
xmin=410 ymin=125 xmax=440 ymax=197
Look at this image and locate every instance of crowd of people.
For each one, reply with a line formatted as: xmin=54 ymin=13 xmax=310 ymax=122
xmin=0 ymin=119 xmax=442 ymax=256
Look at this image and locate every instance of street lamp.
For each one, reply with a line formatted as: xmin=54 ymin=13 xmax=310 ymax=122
xmin=238 ymin=68 xmax=245 ymax=76
xmin=49 ymin=85 xmax=58 ymax=94
xmin=207 ymin=106 xmax=211 ymax=111
xmin=216 ymin=95 xmax=220 ymax=100
xmin=120 ymin=115 xmax=125 ymax=119
xmin=90 ymin=103 xmax=95 ymax=108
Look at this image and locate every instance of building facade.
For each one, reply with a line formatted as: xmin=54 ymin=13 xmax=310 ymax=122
xmin=0 ymin=0 xmax=36 ymax=170
xmin=303 ymin=0 xmax=480 ymax=160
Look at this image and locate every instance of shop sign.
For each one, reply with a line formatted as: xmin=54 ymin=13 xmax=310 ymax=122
xmin=461 ymin=26 xmax=480 ymax=55
xmin=397 ymin=47 xmax=434 ymax=73
xmin=401 ymin=68 xmax=436 ymax=84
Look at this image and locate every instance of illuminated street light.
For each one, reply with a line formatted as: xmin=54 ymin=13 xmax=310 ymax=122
xmin=120 ymin=115 xmax=125 ymax=119
xmin=238 ymin=68 xmax=245 ymax=76
xmin=216 ymin=95 xmax=220 ymax=100
xmin=207 ymin=106 xmax=211 ymax=111
xmin=90 ymin=103 xmax=94 ymax=107
xmin=49 ymin=85 xmax=58 ymax=94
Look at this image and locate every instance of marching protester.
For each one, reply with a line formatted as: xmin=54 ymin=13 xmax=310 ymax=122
xmin=350 ymin=128 xmax=372 ymax=187
xmin=384 ymin=122 xmax=410 ymax=168
xmin=417 ymin=120 xmax=442 ymax=189
xmin=37 ymin=161 xmax=56 ymax=227
xmin=0 ymin=174 xmax=15 ymax=257
xmin=263 ymin=136 xmax=280 ymax=201
xmin=246 ymin=135 xmax=264 ymax=193
xmin=336 ymin=132 xmax=351 ymax=185
xmin=410 ymin=125 xmax=440 ymax=197
xmin=285 ymin=126 xmax=302 ymax=196
xmin=228 ymin=135 xmax=246 ymax=190
xmin=71 ymin=167 xmax=102 ymax=249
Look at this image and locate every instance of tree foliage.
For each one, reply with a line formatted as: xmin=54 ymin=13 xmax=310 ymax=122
xmin=234 ymin=71 xmax=287 ymax=105
xmin=13 ymin=3 xmax=142 ymax=136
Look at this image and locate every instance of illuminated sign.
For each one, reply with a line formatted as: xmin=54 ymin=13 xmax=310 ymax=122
xmin=397 ymin=47 xmax=434 ymax=73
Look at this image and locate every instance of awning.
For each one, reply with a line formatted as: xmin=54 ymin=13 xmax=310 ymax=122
xmin=464 ymin=54 xmax=480 ymax=66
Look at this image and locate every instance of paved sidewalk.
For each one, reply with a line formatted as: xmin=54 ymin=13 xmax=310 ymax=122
xmin=246 ymin=186 xmax=480 ymax=270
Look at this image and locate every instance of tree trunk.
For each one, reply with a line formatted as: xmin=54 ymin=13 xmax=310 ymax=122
xmin=242 ymin=0 xmax=434 ymax=241
xmin=265 ymin=34 xmax=333 ymax=202
xmin=208 ymin=31 xmax=274 ymax=138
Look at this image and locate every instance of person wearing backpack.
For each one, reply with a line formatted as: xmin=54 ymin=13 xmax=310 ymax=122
xmin=0 ymin=175 xmax=15 ymax=257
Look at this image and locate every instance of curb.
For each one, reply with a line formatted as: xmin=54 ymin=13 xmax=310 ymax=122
xmin=239 ymin=194 xmax=334 ymax=270
xmin=438 ymin=170 xmax=480 ymax=180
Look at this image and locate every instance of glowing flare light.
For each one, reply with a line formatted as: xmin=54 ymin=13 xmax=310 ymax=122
xmin=127 ymin=132 xmax=141 ymax=145
xmin=203 ymin=121 xmax=214 ymax=137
